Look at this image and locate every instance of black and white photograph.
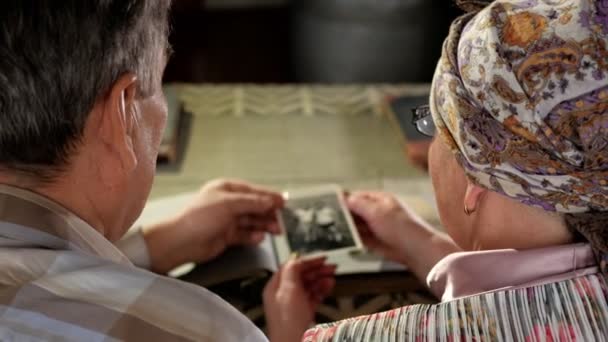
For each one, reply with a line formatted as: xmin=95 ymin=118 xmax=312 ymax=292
xmin=276 ymin=185 xmax=362 ymax=258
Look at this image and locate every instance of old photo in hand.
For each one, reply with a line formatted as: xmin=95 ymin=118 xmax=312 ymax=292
xmin=275 ymin=185 xmax=363 ymax=259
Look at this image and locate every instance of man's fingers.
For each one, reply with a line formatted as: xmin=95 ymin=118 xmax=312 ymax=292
xmin=237 ymin=215 xmax=276 ymax=229
xmin=237 ymin=214 xmax=281 ymax=234
xmin=267 ymin=221 xmax=282 ymax=235
xmin=218 ymin=180 xmax=284 ymax=207
xmin=217 ymin=179 xmax=269 ymax=194
xmin=234 ymin=229 xmax=266 ymax=246
xmin=226 ymin=193 xmax=276 ymax=215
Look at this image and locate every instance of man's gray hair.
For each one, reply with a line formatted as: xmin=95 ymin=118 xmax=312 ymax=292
xmin=0 ymin=0 xmax=172 ymax=180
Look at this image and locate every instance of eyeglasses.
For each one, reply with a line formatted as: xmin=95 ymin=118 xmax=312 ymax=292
xmin=411 ymin=105 xmax=435 ymax=137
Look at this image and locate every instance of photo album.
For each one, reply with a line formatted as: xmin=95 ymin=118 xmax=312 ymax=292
xmin=133 ymin=184 xmax=435 ymax=286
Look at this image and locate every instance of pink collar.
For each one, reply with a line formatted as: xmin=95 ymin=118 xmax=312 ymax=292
xmin=426 ymin=243 xmax=598 ymax=302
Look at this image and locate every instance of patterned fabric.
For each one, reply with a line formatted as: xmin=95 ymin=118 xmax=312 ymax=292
xmin=430 ymin=0 xmax=608 ymax=215
xmin=455 ymin=0 xmax=496 ymax=12
xmin=430 ymin=0 xmax=608 ymax=264
xmin=0 ymin=185 xmax=267 ymax=341
xmin=304 ymin=273 xmax=608 ymax=341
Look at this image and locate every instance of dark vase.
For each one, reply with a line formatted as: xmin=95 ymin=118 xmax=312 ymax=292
xmin=290 ymin=0 xmax=444 ymax=83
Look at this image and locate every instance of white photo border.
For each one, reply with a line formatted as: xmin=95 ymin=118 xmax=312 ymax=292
xmin=274 ymin=184 xmax=364 ymax=262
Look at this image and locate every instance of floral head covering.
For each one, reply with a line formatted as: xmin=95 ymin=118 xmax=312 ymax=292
xmin=431 ymin=0 xmax=608 ymax=258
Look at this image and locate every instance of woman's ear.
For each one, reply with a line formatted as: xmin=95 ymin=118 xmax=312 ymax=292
xmin=463 ymin=180 xmax=486 ymax=214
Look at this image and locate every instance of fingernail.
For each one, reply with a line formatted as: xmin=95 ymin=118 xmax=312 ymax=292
xmin=289 ymin=252 xmax=300 ymax=261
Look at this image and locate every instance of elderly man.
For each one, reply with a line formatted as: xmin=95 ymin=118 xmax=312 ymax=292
xmin=0 ymin=1 xmax=335 ymax=341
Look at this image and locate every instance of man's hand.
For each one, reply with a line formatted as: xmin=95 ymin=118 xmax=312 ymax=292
xmin=143 ymin=179 xmax=284 ymax=274
xmin=263 ymin=257 xmax=336 ymax=342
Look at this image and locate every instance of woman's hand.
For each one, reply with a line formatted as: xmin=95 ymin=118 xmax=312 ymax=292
xmin=347 ymin=191 xmax=460 ymax=280
xmin=347 ymin=191 xmax=429 ymax=265
xmin=143 ymin=179 xmax=284 ymax=274
xmin=263 ymin=257 xmax=336 ymax=342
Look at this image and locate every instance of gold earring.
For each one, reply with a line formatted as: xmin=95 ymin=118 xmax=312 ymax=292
xmin=464 ymin=204 xmax=475 ymax=216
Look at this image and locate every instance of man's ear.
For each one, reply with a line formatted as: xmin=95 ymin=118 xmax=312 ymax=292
xmin=463 ymin=180 xmax=486 ymax=214
xmin=97 ymin=74 xmax=139 ymax=186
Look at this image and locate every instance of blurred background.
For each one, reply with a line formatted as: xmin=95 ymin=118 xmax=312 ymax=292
xmin=165 ymin=0 xmax=462 ymax=84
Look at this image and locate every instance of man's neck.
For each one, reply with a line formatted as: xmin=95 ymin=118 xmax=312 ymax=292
xmin=0 ymin=172 xmax=109 ymax=238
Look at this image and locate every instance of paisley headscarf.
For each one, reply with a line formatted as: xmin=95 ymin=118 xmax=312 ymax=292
xmin=431 ymin=0 xmax=608 ymax=262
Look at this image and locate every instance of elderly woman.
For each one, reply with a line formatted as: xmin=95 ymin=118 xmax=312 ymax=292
xmin=263 ymin=0 xmax=608 ymax=340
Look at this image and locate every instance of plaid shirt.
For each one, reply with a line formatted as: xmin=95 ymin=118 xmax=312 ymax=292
xmin=0 ymin=185 xmax=267 ymax=341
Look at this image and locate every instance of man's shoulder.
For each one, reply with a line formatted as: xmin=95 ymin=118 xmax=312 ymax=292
xmin=0 ymin=251 xmax=267 ymax=342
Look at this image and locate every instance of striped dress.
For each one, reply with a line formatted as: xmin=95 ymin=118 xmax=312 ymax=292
xmin=304 ymin=272 xmax=608 ymax=341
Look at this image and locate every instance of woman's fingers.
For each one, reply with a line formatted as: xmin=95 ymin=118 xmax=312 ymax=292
xmin=308 ymin=278 xmax=336 ymax=306
xmin=263 ymin=258 xmax=297 ymax=299
xmin=286 ymin=257 xmax=336 ymax=291
xmin=347 ymin=192 xmax=384 ymax=220
xmin=302 ymin=264 xmax=337 ymax=283
xmin=309 ymin=277 xmax=335 ymax=295
xmin=297 ymin=256 xmax=329 ymax=272
xmin=264 ymin=256 xmax=336 ymax=304
xmin=302 ymin=263 xmax=337 ymax=304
